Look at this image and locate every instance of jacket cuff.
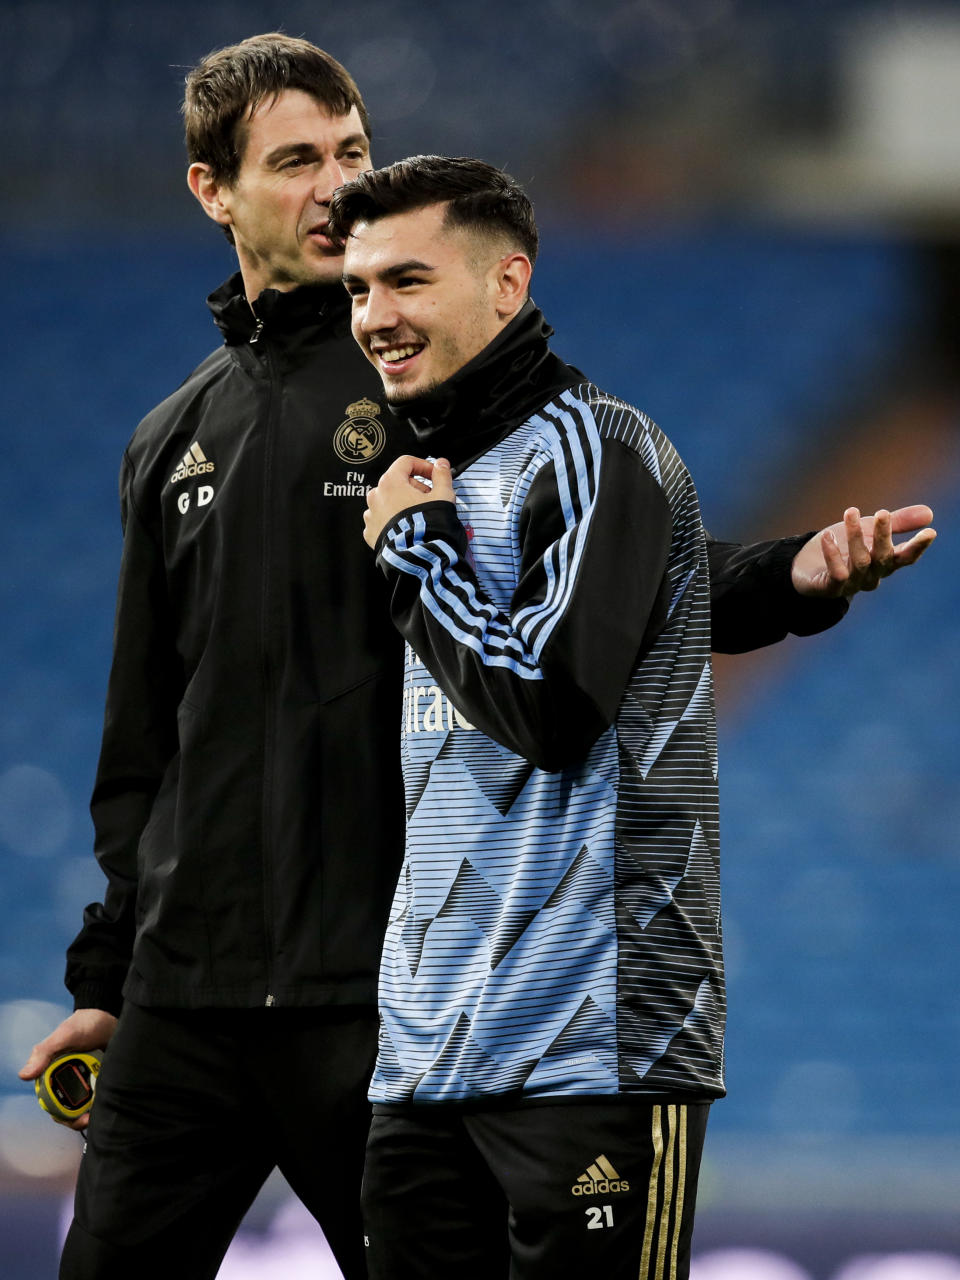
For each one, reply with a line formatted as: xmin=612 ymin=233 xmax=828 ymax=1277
xmin=374 ymin=499 xmax=463 ymax=564
xmin=70 ymin=982 xmax=124 ymax=1018
xmin=764 ymin=532 xmax=850 ymax=636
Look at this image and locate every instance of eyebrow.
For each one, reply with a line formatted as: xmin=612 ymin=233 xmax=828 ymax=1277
xmin=336 ymin=132 xmax=371 ymax=152
xmin=263 ymin=133 xmax=370 ymax=166
xmin=343 ymin=259 xmax=437 ymax=287
xmin=264 ymin=142 xmax=315 ymax=166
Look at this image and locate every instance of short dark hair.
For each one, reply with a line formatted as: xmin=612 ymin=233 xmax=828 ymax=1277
xmin=183 ymin=32 xmax=370 ymax=187
xmin=327 ymin=155 xmax=539 ymax=265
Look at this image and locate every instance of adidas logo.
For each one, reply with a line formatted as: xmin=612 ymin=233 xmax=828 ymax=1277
xmin=171 ymin=441 xmax=215 ymax=485
xmin=570 ymin=1154 xmax=630 ymax=1196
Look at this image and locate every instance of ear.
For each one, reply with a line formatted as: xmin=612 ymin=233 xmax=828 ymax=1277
xmin=491 ymin=253 xmax=533 ymax=321
xmin=187 ymin=162 xmax=234 ymax=231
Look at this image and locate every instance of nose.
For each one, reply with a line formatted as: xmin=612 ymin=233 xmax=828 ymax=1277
xmin=314 ymin=158 xmax=348 ymax=205
xmin=358 ymin=285 xmax=400 ymax=337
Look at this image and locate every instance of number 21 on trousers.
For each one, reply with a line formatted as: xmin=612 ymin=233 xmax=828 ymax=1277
xmin=585 ymin=1205 xmax=614 ymax=1229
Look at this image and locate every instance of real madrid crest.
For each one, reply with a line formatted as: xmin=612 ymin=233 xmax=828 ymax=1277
xmin=334 ymin=398 xmax=386 ymax=464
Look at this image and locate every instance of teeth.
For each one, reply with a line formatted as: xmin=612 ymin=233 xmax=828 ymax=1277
xmin=379 ymin=346 xmax=420 ymax=363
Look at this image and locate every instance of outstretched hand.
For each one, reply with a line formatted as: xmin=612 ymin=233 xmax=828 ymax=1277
xmin=363 ymin=455 xmax=456 ymax=548
xmin=791 ymin=504 xmax=936 ymax=599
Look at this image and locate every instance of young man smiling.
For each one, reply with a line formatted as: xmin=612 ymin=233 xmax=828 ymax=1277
xmin=343 ymin=198 xmax=520 ymax=400
xmin=329 ymin=156 xmax=935 ymax=1280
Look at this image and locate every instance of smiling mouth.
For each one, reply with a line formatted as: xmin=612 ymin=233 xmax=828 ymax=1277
xmin=374 ymin=344 xmax=425 ymax=369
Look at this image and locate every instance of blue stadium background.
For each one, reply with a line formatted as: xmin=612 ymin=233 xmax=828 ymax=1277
xmin=2 ymin=2 xmax=958 ymax=1277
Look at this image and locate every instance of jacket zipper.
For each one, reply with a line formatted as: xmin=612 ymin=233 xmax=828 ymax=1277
xmin=258 ymin=322 xmax=279 ymax=1007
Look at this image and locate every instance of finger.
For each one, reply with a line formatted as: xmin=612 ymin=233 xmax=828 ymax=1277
xmin=429 ymin=458 xmax=456 ymax=502
xmin=891 ymin=527 xmax=937 ymax=567
xmin=385 ymin=455 xmax=434 ymax=483
xmin=821 ymin=518 xmax=849 ymax=553
xmin=869 ymin=509 xmax=895 ymax=573
xmin=844 ymin=508 xmax=872 ymax=574
xmin=405 ymin=456 xmax=437 ymax=480
xmin=888 ymin=504 xmax=934 ymax=534
xmin=820 ymin=529 xmax=848 ymax=586
xmin=18 ymin=1049 xmax=49 ymax=1080
xmin=19 ymin=1033 xmax=68 ymax=1080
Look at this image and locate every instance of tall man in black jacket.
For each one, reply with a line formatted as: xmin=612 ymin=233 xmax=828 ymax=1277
xmin=18 ymin=32 xmax=935 ymax=1280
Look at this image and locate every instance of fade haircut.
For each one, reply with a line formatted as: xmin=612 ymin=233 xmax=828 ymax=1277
xmin=183 ymin=32 xmax=370 ymax=187
xmin=327 ymin=155 xmax=539 ymax=266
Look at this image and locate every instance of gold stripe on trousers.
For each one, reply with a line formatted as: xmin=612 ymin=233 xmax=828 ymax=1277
xmin=638 ymin=1104 xmax=689 ymax=1280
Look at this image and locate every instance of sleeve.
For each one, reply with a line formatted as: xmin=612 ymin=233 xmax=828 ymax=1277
xmin=375 ymin=440 xmax=674 ymax=772
xmin=63 ymin=452 xmax=181 ymax=1014
xmin=707 ymin=533 xmax=849 ymax=654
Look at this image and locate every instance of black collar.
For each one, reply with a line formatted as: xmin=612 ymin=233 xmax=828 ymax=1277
xmin=207 ymin=272 xmax=352 ymax=346
xmin=396 ymin=300 xmax=582 ymax=473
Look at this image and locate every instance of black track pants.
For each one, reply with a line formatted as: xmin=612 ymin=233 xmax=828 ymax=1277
xmin=60 ymin=1002 xmax=378 ymax=1280
xmin=362 ymin=1099 xmax=709 ymax=1280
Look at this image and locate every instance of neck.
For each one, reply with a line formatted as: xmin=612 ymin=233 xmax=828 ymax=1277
xmin=394 ymin=300 xmax=582 ymax=472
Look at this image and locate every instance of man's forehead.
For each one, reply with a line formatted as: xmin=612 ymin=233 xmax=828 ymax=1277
xmin=347 ymin=204 xmax=454 ymax=259
xmin=244 ymin=91 xmax=366 ymax=144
